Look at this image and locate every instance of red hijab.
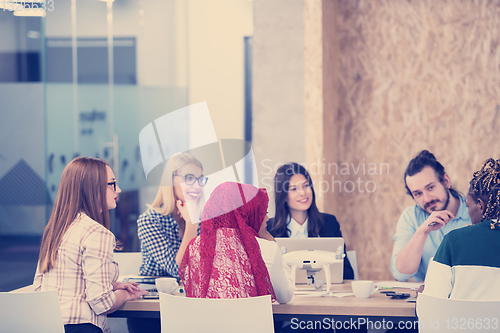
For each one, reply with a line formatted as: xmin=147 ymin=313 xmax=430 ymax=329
xmin=179 ymin=182 xmax=276 ymax=300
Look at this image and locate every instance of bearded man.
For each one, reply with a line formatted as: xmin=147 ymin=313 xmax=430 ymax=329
xmin=391 ymin=150 xmax=471 ymax=281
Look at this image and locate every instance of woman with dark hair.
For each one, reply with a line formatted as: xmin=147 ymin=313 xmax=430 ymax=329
xmin=267 ymin=162 xmax=354 ymax=280
xmin=423 ymin=158 xmax=500 ymax=299
xmin=34 ymin=157 xmax=147 ymax=333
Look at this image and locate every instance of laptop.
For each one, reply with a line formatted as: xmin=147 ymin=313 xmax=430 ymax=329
xmin=275 ymin=237 xmax=345 ymax=284
xmin=123 ymin=277 xmax=159 ymax=298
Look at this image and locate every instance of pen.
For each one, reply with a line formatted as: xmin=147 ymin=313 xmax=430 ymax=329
xmin=379 ymin=287 xmax=393 ymax=290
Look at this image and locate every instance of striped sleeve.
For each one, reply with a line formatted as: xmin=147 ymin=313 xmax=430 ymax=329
xmin=82 ymin=226 xmax=117 ymax=315
xmin=33 ymin=262 xmax=42 ymax=291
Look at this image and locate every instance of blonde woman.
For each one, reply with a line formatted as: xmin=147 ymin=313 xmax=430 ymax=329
xmin=34 ymin=157 xmax=147 ymax=333
xmin=137 ymin=152 xmax=207 ymax=278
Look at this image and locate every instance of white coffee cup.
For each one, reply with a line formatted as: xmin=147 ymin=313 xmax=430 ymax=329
xmin=351 ymin=280 xmax=378 ymax=299
xmin=155 ymin=278 xmax=179 ymax=294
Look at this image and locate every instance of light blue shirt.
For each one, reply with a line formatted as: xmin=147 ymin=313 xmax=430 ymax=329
xmin=391 ymin=195 xmax=471 ymax=282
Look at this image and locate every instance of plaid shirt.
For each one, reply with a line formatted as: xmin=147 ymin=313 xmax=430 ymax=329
xmin=137 ymin=208 xmax=181 ymax=278
xmin=33 ymin=213 xmax=118 ymax=333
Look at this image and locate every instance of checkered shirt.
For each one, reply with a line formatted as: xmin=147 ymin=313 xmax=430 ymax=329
xmin=137 ymin=208 xmax=181 ymax=278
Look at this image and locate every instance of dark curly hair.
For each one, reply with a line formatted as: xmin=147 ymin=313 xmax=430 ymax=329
xmin=468 ymin=158 xmax=500 ymax=224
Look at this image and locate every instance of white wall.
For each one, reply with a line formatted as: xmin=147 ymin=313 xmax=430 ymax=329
xmin=252 ymin=0 xmax=305 ymax=214
xmin=187 ymin=0 xmax=253 ymax=141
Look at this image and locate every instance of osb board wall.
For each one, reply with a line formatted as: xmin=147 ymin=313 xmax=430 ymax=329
xmin=329 ymin=0 xmax=500 ymax=280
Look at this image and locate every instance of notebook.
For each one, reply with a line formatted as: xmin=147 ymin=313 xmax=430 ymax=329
xmin=275 ymin=237 xmax=345 ymax=284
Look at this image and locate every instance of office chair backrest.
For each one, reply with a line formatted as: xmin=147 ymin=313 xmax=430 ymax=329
xmin=0 ymin=290 xmax=64 ymax=333
xmin=159 ymin=292 xmax=274 ymax=333
xmin=416 ymin=293 xmax=500 ymax=333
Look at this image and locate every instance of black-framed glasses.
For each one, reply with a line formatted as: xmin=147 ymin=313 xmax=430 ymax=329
xmin=176 ymin=174 xmax=208 ymax=187
xmin=108 ymin=181 xmax=117 ymax=191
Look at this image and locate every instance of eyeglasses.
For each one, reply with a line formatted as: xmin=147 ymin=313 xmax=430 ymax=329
xmin=176 ymin=174 xmax=208 ymax=187
xmin=108 ymin=181 xmax=117 ymax=191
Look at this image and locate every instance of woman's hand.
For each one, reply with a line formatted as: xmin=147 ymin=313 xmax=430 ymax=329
xmin=113 ymin=281 xmax=141 ymax=293
xmin=125 ymin=287 xmax=149 ymax=301
xmin=175 ymin=200 xmax=199 ymax=266
xmin=104 ymin=287 xmax=149 ymax=314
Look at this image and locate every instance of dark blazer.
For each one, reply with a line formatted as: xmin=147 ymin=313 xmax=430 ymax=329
xmin=267 ymin=213 xmax=355 ymax=280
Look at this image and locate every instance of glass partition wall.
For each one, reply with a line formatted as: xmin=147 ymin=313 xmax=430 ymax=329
xmin=0 ymin=9 xmax=46 ymax=292
xmin=0 ymin=0 xmax=189 ymax=291
xmin=44 ymin=0 xmax=189 ymax=252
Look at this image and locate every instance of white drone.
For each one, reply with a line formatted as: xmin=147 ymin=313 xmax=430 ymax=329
xmin=283 ymin=249 xmax=344 ymax=293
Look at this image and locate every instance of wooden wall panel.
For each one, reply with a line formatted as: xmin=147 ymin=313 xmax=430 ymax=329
xmin=330 ymin=0 xmax=500 ymax=280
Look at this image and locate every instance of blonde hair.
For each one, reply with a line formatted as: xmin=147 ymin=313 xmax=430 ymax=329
xmin=149 ymin=152 xmax=205 ymax=218
xmin=38 ymin=157 xmax=111 ymax=273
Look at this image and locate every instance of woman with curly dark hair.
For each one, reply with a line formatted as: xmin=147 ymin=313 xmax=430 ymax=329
xmin=424 ymin=158 xmax=500 ymax=300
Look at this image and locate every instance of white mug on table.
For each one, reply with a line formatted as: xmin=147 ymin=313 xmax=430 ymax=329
xmin=155 ymin=278 xmax=178 ymax=294
xmin=351 ymin=280 xmax=378 ymax=299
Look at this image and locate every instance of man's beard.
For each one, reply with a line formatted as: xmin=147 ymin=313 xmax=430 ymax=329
xmin=425 ymin=188 xmax=451 ymax=212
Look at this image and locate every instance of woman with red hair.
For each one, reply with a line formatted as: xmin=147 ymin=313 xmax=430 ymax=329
xmin=34 ymin=157 xmax=147 ymax=333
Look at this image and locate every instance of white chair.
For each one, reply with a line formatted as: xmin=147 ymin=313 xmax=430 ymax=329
xmin=110 ymin=252 xmax=144 ymax=333
xmin=0 ymin=290 xmax=64 ymax=333
xmin=416 ymin=293 xmax=500 ymax=332
xmin=346 ymin=250 xmax=359 ymax=280
xmin=159 ymin=293 xmax=274 ymax=333
xmin=113 ymin=251 xmax=142 ymax=275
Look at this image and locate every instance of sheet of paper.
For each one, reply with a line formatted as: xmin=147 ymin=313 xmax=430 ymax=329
xmin=120 ymin=274 xmax=154 ymax=280
xmin=293 ymin=291 xmax=354 ymax=298
xmin=329 ymin=292 xmax=354 ymax=298
xmin=376 ymin=281 xmax=424 ymax=290
xmin=294 ymin=291 xmax=325 ymax=296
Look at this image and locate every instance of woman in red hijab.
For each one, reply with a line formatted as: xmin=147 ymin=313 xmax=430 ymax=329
xmin=176 ymin=181 xmax=294 ymax=304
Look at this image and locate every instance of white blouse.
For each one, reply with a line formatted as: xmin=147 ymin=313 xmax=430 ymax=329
xmin=256 ymin=237 xmax=295 ymax=304
xmin=287 ymin=216 xmax=309 ymax=238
